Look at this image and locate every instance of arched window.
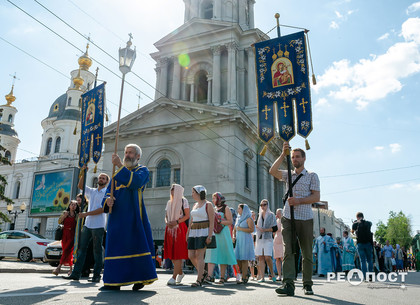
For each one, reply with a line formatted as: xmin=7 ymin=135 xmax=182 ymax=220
xmin=46 ymin=137 xmax=52 ymax=155
xmin=5 ymin=150 xmax=11 ymax=161
xmin=0 ymin=109 xmax=3 ymax=121
xmin=195 ymin=70 xmax=208 ymax=103
xmin=14 ymin=181 xmax=20 ymax=199
xmin=156 ymin=159 xmax=171 ymax=187
xmin=54 ymin=137 xmax=61 ymax=153
xmin=92 ymin=177 xmax=98 ymax=188
xmin=67 ymin=97 xmax=72 ymax=106
xmin=8 ymin=114 xmax=13 ymax=123
xmin=202 ymin=1 xmax=213 ymax=19
xmin=245 ymin=162 xmax=249 ymax=188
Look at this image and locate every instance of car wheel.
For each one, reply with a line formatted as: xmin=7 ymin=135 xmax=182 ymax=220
xmin=18 ymin=247 xmax=33 ymax=262
xmin=49 ymin=262 xmax=59 ymax=267
xmin=0 ymin=256 xmax=4 ymax=260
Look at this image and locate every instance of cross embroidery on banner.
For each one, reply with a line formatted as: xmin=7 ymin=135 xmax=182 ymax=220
xmin=262 ymin=105 xmax=271 ymax=120
xmin=280 ymin=101 xmax=289 ymax=117
xmin=299 ymin=98 xmax=308 ymax=114
xmin=95 ymin=134 xmax=101 ymax=145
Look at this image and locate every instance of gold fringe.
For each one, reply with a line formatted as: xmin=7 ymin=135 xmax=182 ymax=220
xmin=93 ymin=164 xmax=97 ymax=173
xmin=259 ymin=145 xmax=268 ymax=156
xmin=106 ymin=113 xmax=109 ymax=122
xmin=305 ymin=139 xmax=311 ymax=150
xmin=312 ymin=74 xmax=317 ymax=85
xmin=73 ymin=125 xmax=77 ymax=135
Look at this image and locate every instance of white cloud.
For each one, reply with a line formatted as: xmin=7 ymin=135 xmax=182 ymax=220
xmin=335 ymin=11 xmax=343 ymax=19
xmin=315 ymin=17 xmax=420 ymax=109
xmin=374 ymin=146 xmax=384 ymax=150
xmin=347 ymin=10 xmax=356 ymax=16
xmin=390 ymin=183 xmax=404 ymax=189
xmin=407 ymin=2 xmax=420 ymax=14
xmin=316 ymin=97 xmax=329 ymax=107
xmin=389 ymin=143 xmax=401 ymax=153
xmin=330 ymin=21 xmax=339 ymax=29
xmin=414 ymin=183 xmax=420 ymax=190
xmin=378 ymin=33 xmax=389 ymax=41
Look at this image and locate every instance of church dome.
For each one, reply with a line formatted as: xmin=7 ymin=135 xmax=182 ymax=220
xmin=4 ymin=85 xmax=16 ymax=106
xmin=45 ymin=93 xmax=80 ymax=122
xmin=0 ymin=122 xmax=18 ymax=138
xmin=78 ymin=44 xmax=92 ymax=71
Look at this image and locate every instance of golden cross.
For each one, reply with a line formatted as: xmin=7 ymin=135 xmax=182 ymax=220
xmin=280 ymin=101 xmax=289 ymax=117
xmin=262 ymin=105 xmax=271 ymax=120
xmin=299 ymin=98 xmax=308 ymax=114
xmin=95 ymin=134 xmax=102 ymax=145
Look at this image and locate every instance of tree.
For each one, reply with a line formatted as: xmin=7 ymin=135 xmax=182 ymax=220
xmin=385 ymin=211 xmax=412 ymax=249
xmin=0 ymin=144 xmax=12 ymax=227
xmin=374 ymin=220 xmax=388 ymax=245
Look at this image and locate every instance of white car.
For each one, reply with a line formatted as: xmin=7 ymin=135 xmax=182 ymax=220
xmin=0 ymin=230 xmax=54 ymax=262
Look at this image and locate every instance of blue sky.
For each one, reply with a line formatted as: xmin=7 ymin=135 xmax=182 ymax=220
xmin=1 ymin=0 xmax=419 ymax=234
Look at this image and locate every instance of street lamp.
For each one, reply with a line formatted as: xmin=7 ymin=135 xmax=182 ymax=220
xmin=7 ymin=202 xmax=26 ymax=230
xmin=108 ymin=34 xmax=137 ymax=214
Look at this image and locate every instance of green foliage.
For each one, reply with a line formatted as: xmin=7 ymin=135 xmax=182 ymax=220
xmin=374 ymin=220 xmax=388 ymax=245
xmin=382 ymin=211 xmax=412 ymax=248
xmin=0 ymin=144 xmax=12 ymax=224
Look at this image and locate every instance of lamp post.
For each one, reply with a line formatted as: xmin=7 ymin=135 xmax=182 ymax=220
xmin=7 ymin=202 xmax=26 ymax=230
xmin=108 ymin=34 xmax=136 ymax=214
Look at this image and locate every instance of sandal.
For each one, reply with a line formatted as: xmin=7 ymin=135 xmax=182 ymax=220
xmin=204 ymin=275 xmax=214 ymax=284
xmin=191 ymin=280 xmax=202 ymax=287
xmin=216 ymin=277 xmax=225 ymax=285
xmin=52 ymin=267 xmax=61 ymax=276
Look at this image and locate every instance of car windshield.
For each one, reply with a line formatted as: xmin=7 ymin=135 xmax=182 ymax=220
xmin=28 ymin=232 xmax=47 ymax=239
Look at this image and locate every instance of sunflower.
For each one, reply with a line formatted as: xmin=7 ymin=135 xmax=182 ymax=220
xmin=53 ymin=198 xmax=60 ymax=206
xmin=57 ymin=188 xmax=64 ymax=199
xmin=61 ymin=193 xmax=70 ymax=208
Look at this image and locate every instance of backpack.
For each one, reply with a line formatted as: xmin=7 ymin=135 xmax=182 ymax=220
xmin=356 ymin=219 xmax=373 ymax=244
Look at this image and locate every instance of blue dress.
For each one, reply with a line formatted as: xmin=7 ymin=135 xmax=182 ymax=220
xmin=205 ymin=212 xmax=237 ymax=265
xmin=235 ymin=217 xmax=255 ymax=261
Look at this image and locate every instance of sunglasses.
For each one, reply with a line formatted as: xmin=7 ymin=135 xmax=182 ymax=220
xmin=260 ymin=203 xmax=267 ymax=207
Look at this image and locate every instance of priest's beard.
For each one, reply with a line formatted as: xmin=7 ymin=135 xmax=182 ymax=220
xmin=123 ymin=156 xmax=138 ymax=168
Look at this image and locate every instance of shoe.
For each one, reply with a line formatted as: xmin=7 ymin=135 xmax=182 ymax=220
xmin=258 ymin=278 xmax=265 ymax=283
xmin=52 ymin=268 xmax=60 ymax=276
xmin=62 ymin=274 xmax=79 ymax=281
xmin=132 ymin=283 xmax=144 ymax=291
xmin=89 ymin=276 xmax=101 ymax=283
xmin=167 ymin=277 xmax=176 ymax=286
xmin=176 ymin=273 xmax=185 ymax=284
xmin=99 ymin=286 xmax=120 ymax=291
xmin=303 ymin=285 xmax=314 ymax=295
xmin=215 ymin=278 xmax=225 ymax=285
xmin=191 ymin=281 xmax=202 ymax=287
xmin=275 ymin=284 xmax=295 ymax=296
xmin=204 ymin=275 xmax=214 ymax=284
xmin=272 ymin=277 xmax=277 ymax=283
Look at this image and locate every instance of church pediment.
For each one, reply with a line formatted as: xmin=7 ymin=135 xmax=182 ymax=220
xmin=103 ymin=97 xmax=256 ymax=138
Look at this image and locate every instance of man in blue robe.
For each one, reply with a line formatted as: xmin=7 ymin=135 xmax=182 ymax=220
xmin=100 ymin=144 xmax=157 ymax=291
xmin=341 ymin=230 xmax=355 ymax=273
xmin=312 ymin=228 xmax=334 ymax=277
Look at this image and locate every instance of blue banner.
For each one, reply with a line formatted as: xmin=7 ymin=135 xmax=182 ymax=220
xmin=254 ymin=31 xmax=312 ymax=143
xmin=79 ymin=83 xmax=105 ymax=167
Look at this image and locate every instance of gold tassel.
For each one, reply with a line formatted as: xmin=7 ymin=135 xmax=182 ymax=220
xmin=93 ymin=164 xmax=97 ymax=173
xmin=312 ymin=74 xmax=317 ymax=85
xmin=106 ymin=113 xmax=109 ymax=122
xmin=305 ymin=139 xmax=311 ymax=150
xmin=259 ymin=145 xmax=268 ymax=156
xmin=73 ymin=125 xmax=77 ymax=135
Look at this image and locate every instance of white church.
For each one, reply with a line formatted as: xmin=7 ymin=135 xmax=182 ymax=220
xmin=0 ymin=0 xmax=286 ymax=241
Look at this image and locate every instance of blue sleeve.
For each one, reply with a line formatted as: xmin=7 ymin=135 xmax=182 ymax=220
xmin=114 ymin=165 xmax=149 ymax=190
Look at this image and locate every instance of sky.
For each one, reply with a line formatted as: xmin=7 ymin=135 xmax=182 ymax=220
xmin=1 ymin=0 xmax=420 ymax=234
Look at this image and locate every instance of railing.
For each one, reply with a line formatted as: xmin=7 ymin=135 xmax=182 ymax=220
xmin=152 ymin=227 xmax=165 ymax=241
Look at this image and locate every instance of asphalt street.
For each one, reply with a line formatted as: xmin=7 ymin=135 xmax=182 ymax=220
xmin=0 ymin=260 xmax=419 ymax=305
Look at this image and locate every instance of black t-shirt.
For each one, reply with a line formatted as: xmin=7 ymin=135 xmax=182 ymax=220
xmin=352 ymin=219 xmax=373 ymax=244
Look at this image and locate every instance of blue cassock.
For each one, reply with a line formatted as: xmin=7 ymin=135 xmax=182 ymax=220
xmin=313 ymin=235 xmax=334 ymax=275
xmin=102 ymin=164 xmax=157 ymax=286
xmin=341 ymin=237 xmax=356 ymax=271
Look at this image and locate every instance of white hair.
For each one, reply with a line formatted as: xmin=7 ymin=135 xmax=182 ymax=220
xmin=125 ymin=143 xmax=142 ymax=158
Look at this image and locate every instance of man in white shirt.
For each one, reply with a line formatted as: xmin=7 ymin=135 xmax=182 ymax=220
xmin=63 ymin=170 xmax=109 ymax=283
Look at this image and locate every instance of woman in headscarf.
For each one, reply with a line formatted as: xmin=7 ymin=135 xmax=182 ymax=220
xmin=164 ymin=184 xmax=190 ymax=285
xmin=255 ymin=199 xmax=277 ymax=282
xmin=205 ymin=192 xmax=237 ymax=285
xmin=273 ymin=208 xmax=284 ymax=281
xmin=233 ymin=203 xmax=255 ymax=283
xmin=187 ymin=185 xmax=216 ymax=287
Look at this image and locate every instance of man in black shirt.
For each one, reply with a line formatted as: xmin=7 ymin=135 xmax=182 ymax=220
xmin=351 ymin=212 xmax=373 ymax=279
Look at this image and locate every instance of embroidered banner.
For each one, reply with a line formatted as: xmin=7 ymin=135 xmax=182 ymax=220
xmin=78 ymin=83 xmax=105 ymax=167
xmin=254 ymin=31 xmax=312 ymax=143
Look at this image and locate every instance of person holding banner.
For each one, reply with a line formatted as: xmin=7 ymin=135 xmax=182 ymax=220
xmin=269 ymin=141 xmax=320 ymax=296
xmin=100 ymin=144 xmax=157 ymax=291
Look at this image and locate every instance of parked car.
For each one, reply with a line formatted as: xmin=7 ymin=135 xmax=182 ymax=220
xmin=0 ymin=230 xmax=53 ymax=262
xmin=43 ymin=240 xmax=63 ymax=267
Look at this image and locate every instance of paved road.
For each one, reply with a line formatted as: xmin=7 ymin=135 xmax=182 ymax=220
xmin=0 ymin=260 xmax=419 ymax=305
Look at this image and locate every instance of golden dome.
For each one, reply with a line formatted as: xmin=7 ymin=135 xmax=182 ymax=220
xmin=78 ymin=43 xmax=92 ymax=71
xmin=73 ymin=69 xmax=84 ymax=90
xmin=5 ymin=85 xmax=16 ymax=106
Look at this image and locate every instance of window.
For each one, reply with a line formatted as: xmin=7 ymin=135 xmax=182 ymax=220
xmin=92 ymin=177 xmax=98 ymax=188
xmin=8 ymin=114 xmax=13 ymax=123
xmin=195 ymin=70 xmax=208 ymax=103
xmin=14 ymin=181 xmax=20 ymax=199
xmin=146 ymin=171 xmax=153 ymax=188
xmin=46 ymin=138 xmax=52 ymax=155
xmin=174 ymin=168 xmax=180 ymax=184
xmin=202 ymin=1 xmax=213 ymax=19
xmin=67 ymin=97 xmax=72 ymax=106
xmin=245 ymin=162 xmax=249 ymax=188
xmin=0 ymin=109 xmax=3 ymax=121
xmin=54 ymin=137 xmax=61 ymax=153
xmin=5 ymin=150 xmax=11 ymax=161
xmin=156 ymin=159 xmax=171 ymax=187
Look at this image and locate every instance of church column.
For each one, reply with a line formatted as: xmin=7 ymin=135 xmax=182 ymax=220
xmin=181 ymin=78 xmax=187 ymax=101
xmin=227 ymin=42 xmax=237 ymax=104
xmin=247 ymin=47 xmax=257 ymax=107
xmin=214 ymin=0 xmax=222 ymax=20
xmin=158 ymin=58 xmax=168 ymax=98
xmin=189 ymin=83 xmax=194 ymax=102
xmin=190 ymin=0 xmax=199 ymax=19
xmin=211 ymin=46 xmax=221 ymax=105
xmin=249 ymin=0 xmax=255 ymax=29
xmin=207 ymin=76 xmax=212 ymax=105
xmin=238 ymin=48 xmax=245 ymax=108
xmin=171 ymin=57 xmax=181 ymax=99
xmin=184 ymin=0 xmax=191 ymax=22
xmin=239 ymin=0 xmax=247 ymax=29
xmin=154 ymin=66 xmax=161 ymax=100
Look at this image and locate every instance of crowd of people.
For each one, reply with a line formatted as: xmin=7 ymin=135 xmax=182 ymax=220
xmin=51 ymin=141 xmax=418 ymax=297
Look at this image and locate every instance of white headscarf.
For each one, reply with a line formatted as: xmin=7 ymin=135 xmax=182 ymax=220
xmin=166 ymin=184 xmax=184 ymax=223
xmin=257 ymin=199 xmax=275 ymax=239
